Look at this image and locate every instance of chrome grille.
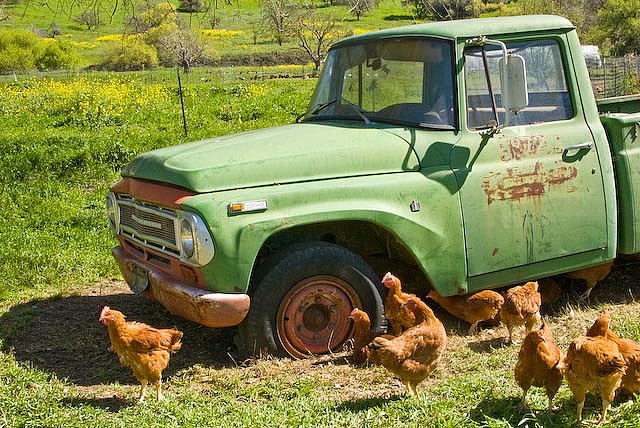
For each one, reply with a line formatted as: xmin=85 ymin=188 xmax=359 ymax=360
xmin=116 ymin=195 xmax=179 ymax=256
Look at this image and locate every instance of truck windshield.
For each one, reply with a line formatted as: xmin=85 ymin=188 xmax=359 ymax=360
xmin=302 ymin=37 xmax=456 ymax=130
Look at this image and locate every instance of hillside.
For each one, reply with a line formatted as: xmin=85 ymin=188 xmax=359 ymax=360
xmin=0 ymin=0 xmax=422 ymax=69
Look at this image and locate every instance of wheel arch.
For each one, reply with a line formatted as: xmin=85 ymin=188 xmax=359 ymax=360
xmin=248 ymin=219 xmax=434 ymax=298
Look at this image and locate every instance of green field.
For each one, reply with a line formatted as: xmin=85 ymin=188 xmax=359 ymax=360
xmin=0 ymin=71 xmax=315 ymax=301
xmin=0 ymin=0 xmax=421 ymax=69
xmin=1 ymin=70 xmax=640 ymax=426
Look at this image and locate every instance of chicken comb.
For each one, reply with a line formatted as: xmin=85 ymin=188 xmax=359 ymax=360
xmin=350 ymin=308 xmax=362 ymax=316
xmin=382 ymin=272 xmax=399 ymax=286
xmin=99 ymin=305 xmax=111 ymax=319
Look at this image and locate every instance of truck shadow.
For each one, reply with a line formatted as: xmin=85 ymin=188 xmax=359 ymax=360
xmin=2 ymin=260 xmax=639 ymax=389
xmin=0 ymin=281 xmax=237 ymax=387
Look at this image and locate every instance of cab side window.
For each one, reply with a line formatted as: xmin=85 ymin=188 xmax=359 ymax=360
xmin=464 ymin=39 xmax=573 ymax=129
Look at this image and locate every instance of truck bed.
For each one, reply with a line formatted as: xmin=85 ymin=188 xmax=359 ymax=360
xmin=597 ymin=94 xmax=640 ymax=114
xmin=599 ymin=96 xmax=640 ymax=253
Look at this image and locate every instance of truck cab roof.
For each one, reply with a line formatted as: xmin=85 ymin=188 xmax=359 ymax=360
xmin=332 ymin=15 xmax=575 ymax=48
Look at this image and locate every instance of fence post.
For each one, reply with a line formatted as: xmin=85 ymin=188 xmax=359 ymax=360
xmin=603 ymin=57 xmax=607 ymax=97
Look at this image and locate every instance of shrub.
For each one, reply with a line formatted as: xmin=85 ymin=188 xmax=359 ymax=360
xmin=0 ymin=29 xmax=41 ymax=72
xmin=0 ymin=29 xmax=79 ymax=72
xmin=36 ymin=40 xmax=78 ymax=70
xmin=99 ymin=38 xmax=159 ymax=71
xmin=127 ymin=2 xmax=177 ymax=33
xmin=621 ymin=70 xmax=640 ymax=95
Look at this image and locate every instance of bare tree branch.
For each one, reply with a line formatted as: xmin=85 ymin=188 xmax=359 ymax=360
xmin=291 ymin=7 xmax=338 ymax=70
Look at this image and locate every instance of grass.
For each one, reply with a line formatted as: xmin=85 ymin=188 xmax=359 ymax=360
xmin=2 ymin=278 xmax=640 ymax=427
xmin=0 ymin=71 xmax=315 ymax=304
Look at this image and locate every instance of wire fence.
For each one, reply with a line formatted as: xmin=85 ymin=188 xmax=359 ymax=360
xmin=0 ymin=64 xmax=316 ymax=84
xmin=586 ymin=56 xmax=640 ymax=99
xmin=2 ymin=57 xmax=639 ymax=98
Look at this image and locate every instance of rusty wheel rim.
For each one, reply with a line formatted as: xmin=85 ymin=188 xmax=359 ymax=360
xmin=277 ymin=275 xmax=362 ymax=358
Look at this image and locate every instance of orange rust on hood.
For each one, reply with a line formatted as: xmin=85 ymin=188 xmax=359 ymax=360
xmin=482 ymin=161 xmax=577 ymax=204
xmin=111 ymin=177 xmax=194 ymax=208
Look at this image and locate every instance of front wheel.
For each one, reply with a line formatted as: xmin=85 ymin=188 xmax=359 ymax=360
xmin=236 ymin=242 xmax=385 ymax=358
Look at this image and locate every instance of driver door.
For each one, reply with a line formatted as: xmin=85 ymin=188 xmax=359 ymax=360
xmin=457 ymin=38 xmax=608 ymax=278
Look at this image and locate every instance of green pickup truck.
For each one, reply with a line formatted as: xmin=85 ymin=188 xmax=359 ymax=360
xmin=107 ymin=14 xmax=640 ymax=358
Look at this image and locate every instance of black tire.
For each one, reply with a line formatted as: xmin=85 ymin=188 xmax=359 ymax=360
xmin=236 ymin=242 xmax=385 ymax=358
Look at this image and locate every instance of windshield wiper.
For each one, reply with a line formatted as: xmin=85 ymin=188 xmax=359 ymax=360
xmin=296 ymin=99 xmax=337 ymax=122
xmin=342 ymin=100 xmax=374 ymax=125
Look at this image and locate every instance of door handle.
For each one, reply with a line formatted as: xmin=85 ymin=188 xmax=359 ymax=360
xmin=564 ymin=142 xmax=593 ymax=151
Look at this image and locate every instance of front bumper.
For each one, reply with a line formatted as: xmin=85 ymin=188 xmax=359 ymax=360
xmin=113 ymin=246 xmax=250 ymax=327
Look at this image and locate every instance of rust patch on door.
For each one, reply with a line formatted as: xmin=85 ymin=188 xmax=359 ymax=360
xmin=498 ymin=135 xmax=562 ymax=162
xmin=482 ymin=161 xmax=577 ymax=204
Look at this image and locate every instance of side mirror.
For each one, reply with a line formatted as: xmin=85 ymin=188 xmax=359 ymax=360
xmin=366 ymin=57 xmax=382 ymax=71
xmin=499 ymin=54 xmax=528 ymax=113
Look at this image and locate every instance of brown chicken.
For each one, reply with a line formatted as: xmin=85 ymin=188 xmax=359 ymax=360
xmin=382 ymin=272 xmax=417 ymax=335
xmin=368 ymin=295 xmax=447 ymax=396
xmin=99 ymin=306 xmax=183 ymax=402
xmin=586 ymin=310 xmax=640 ymax=396
xmin=566 ymin=261 xmax=614 ymax=301
xmin=348 ymin=308 xmax=394 ymax=365
xmin=427 ymin=289 xmax=504 ymax=334
xmin=499 ymin=281 xmax=542 ymax=344
xmin=564 ymin=335 xmax=626 ymax=424
xmin=538 ymin=278 xmax=563 ymax=306
xmin=514 ymin=322 xmax=563 ymax=412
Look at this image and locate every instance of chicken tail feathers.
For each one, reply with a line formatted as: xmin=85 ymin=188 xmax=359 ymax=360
xmin=168 ymin=330 xmax=183 ymax=351
xmin=369 ymin=336 xmax=392 ymax=350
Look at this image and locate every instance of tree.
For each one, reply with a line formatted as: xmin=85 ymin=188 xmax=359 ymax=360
xmin=158 ymin=27 xmax=213 ymax=72
xmin=291 ymin=7 xmax=339 ymax=70
xmin=49 ymin=22 xmax=63 ymax=37
xmin=178 ymin=0 xmax=205 ymax=12
xmin=498 ymin=0 xmax=595 ymax=39
xmin=247 ymin=13 xmax=264 ymax=44
xmin=262 ymin=0 xmax=291 ymax=46
xmin=596 ymin=0 xmax=640 ymax=55
xmin=408 ymin=0 xmax=473 ymax=20
xmin=75 ymin=9 xmax=103 ymax=30
xmin=347 ymin=0 xmax=375 ymax=20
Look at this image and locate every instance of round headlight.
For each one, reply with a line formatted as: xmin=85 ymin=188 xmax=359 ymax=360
xmin=106 ymin=193 xmax=116 ymax=230
xmin=181 ymin=219 xmax=194 ymax=258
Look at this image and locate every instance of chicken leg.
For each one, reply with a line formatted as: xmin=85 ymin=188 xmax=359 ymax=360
xmin=138 ymin=380 xmax=148 ymax=402
xmin=155 ymin=380 xmax=163 ymax=401
xmin=519 ymin=386 xmax=530 ymax=410
xmin=468 ymin=321 xmax=479 ymax=335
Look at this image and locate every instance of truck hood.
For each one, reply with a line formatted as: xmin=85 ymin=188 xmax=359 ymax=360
xmin=122 ymin=122 xmax=420 ymax=193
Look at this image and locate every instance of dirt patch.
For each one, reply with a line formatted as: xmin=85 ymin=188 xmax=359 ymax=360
xmin=1 ymin=280 xmax=236 ymax=387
